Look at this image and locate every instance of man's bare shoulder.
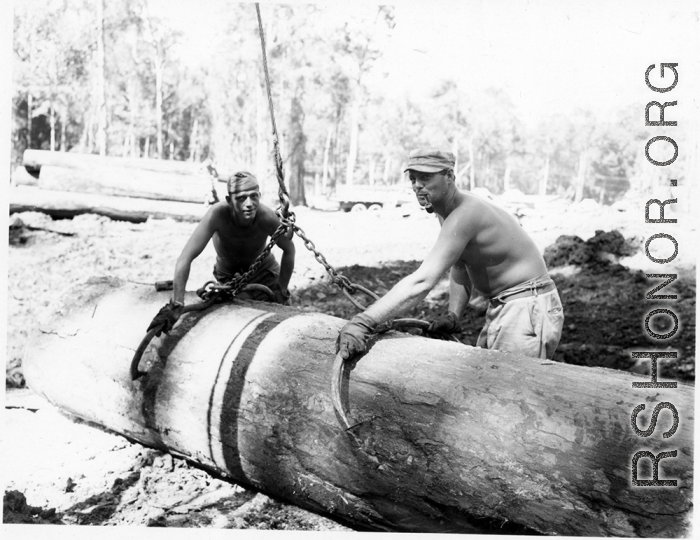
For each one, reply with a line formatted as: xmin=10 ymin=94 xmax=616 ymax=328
xmin=204 ymin=202 xmax=231 ymax=226
xmin=255 ymin=203 xmax=282 ymax=231
xmin=447 ymin=191 xmax=489 ymax=223
xmin=461 ymin=190 xmax=513 ymax=220
xmin=461 ymin=190 xmax=494 ymax=209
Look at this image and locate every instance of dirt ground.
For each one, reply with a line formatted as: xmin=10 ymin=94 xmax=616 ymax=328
xmin=3 ymin=198 xmax=696 ymax=531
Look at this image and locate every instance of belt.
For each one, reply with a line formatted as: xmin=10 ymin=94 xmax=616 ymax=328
xmin=489 ymin=281 xmax=556 ymax=306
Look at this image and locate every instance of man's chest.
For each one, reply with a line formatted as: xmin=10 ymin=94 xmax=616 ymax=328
xmin=214 ymin=225 xmax=269 ymax=252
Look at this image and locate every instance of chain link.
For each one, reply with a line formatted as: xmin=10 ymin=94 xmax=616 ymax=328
xmin=199 ymin=218 xmax=292 ymax=301
xmin=290 ymin=223 xmax=379 ymax=309
xmin=198 ymin=214 xmax=378 ymax=310
xmin=254 ymin=4 xmax=374 ymax=307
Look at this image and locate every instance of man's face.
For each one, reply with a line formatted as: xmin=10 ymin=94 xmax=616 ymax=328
xmin=408 ymin=169 xmax=450 ymax=212
xmin=226 ymin=177 xmax=260 ymax=223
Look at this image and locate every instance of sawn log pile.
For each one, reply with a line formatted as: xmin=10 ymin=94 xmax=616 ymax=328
xmin=10 ymin=150 xmax=224 ymax=223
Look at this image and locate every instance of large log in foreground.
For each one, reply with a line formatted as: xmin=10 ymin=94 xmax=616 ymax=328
xmin=24 ymin=278 xmax=693 ymax=536
xmin=9 ymin=185 xmax=206 ymax=223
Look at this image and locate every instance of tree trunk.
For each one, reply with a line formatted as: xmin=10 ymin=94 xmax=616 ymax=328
xmin=454 ymin=163 xmax=471 ymax=188
xmin=540 ymin=154 xmax=550 ymax=197
xmin=95 ymin=0 xmax=108 ymax=156
xmin=345 ymin=98 xmax=360 ymax=187
xmin=122 ymin=132 xmax=129 ymax=157
xmin=153 ymin=48 xmax=164 ymax=159
xmin=382 ymin=152 xmax=391 ymax=185
xmin=503 ymin=158 xmax=511 ymax=192
xmin=287 ymin=91 xmax=306 ymax=206
xmin=23 ymin=279 xmax=694 ymax=537
xmin=49 ymin=104 xmax=56 ymax=151
xmin=575 ymin=149 xmax=588 ymax=203
xmin=9 ymin=185 xmax=206 ymax=223
xmin=26 ymin=91 xmax=32 ymax=149
xmin=189 ymin=118 xmax=199 ymax=162
xmin=468 ymin=138 xmax=475 ymax=190
xmin=60 ymin=103 xmax=67 ymax=152
xmin=127 ymin=80 xmax=136 ymax=158
xmin=451 ymin=138 xmax=459 ymax=178
xmin=331 ymin=109 xmax=343 ymax=191
xmin=322 ymin=126 xmax=332 ymax=195
xmin=23 ymin=165 xmax=223 ymax=204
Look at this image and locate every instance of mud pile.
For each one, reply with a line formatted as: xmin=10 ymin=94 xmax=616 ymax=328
xmin=4 ymin=490 xmax=62 ymax=525
xmin=544 ymin=230 xmax=643 ymax=271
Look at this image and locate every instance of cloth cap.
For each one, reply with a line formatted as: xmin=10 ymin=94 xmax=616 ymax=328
xmin=227 ymin=171 xmax=259 ymax=194
xmin=404 ymin=148 xmax=455 ymax=173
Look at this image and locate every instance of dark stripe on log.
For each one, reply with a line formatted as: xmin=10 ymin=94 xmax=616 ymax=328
xmin=219 ymin=311 xmax=294 ymax=482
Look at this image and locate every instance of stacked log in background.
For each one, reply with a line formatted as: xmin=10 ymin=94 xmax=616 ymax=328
xmin=10 ymin=150 xmax=228 ymax=223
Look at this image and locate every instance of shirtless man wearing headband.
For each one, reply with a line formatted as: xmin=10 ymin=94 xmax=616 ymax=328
xmin=152 ymin=171 xmax=296 ymax=333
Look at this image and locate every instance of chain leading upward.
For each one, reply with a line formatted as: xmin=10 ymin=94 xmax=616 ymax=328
xmin=255 ymin=3 xmax=290 ymax=219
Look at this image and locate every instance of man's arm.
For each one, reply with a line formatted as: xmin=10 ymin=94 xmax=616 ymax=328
xmin=336 ymin=211 xmax=474 ymax=359
xmin=259 ymin=206 xmax=295 ymax=302
xmin=448 ymin=262 xmax=472 ymax=317
xmin=427 ymin=263 xmax=472 ymax=334
xmin=172 ymin=208 xmax=218 ymax=304
xmin=363 ymin=211 xmax=473 ymax=325
xmin=275 ymin=233 xmax=295 ymax=294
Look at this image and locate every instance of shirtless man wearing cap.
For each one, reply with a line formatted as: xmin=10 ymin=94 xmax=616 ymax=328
xmin=149 ymin=171 xmax=296 ymax=334
xmin=337 ymin=148 xmax=564 ymax=360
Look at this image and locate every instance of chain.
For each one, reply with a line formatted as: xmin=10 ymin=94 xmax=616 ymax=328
xmin=290 ymin=223 xmax=380 ymax=310
xmin=255 ymin=3 xmax=291 ymax=219
xmin=197 ymin=215 xmax=377 ymax=310
xmin=244 ymin=4 xmax=378 ymax=310
xmin=199 ymin=217 xmax=294 ymax=301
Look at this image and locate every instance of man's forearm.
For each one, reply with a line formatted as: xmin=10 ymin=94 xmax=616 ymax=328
xmin=172 ymin=259 xmax=191 ymax=304
xmin=447 ymin=277 xmax=470 ymax=318
xmin=277 ymin=249 xmax=295 ymax=292
xmin=363 ymin=274 xmax=433 ymax=326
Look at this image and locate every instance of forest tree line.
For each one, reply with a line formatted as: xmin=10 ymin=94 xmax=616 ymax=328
xmin=12 ymin=0 xmax=693 ymax=206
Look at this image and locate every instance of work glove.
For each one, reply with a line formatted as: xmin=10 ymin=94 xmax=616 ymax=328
xmin=427 ymin=311 xmax=461 ymax=335
xmin=336 ymin=313 xmax=378 ymax=361
xmin=270 ymin=282 xmax=291 ymax=305
xmin=147 ymin=301 xmax=184 ymax=337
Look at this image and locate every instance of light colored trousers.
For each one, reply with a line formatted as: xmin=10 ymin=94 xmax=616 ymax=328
xmin=476 ymin=276 xmax=564 ymax=360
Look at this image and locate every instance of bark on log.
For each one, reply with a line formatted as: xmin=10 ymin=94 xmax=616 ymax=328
xmin=16 ymin=165 xmax=225 ymax=204
xmin=9 ymin=185 xmax=206 ymax=223
xmin=23 ymin=278 xmax=693 ymax=536
xmin=22 ymin=149 xmax=200 ymax=176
